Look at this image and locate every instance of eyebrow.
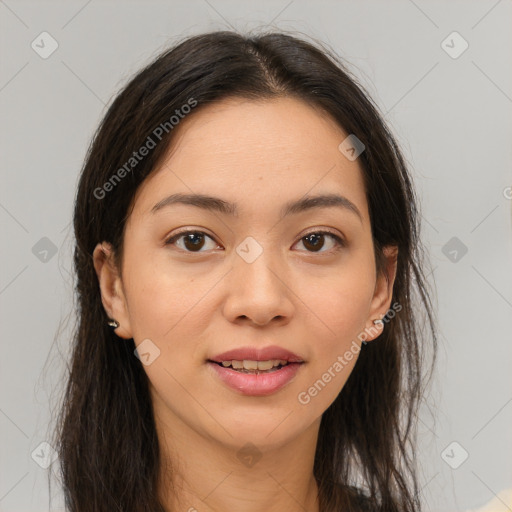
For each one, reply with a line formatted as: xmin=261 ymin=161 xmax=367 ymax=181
xmin=151 ymin=192 xmax=363 ymax=223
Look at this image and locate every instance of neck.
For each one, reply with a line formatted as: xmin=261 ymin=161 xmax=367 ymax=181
xmin=155 ymin=413 xmax=322 ymax=512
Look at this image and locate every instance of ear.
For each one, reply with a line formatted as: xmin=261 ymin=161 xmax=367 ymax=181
xmin=365 ymin=245 xmax=398 ymax=341
xmin=92 ymin=242 xmax=133 ymax=339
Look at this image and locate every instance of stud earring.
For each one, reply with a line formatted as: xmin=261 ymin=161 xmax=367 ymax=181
xmin=372 ymin=318 xmax=384 ymax=327
xmin=107 ymin=319 xmax=120 ymax=329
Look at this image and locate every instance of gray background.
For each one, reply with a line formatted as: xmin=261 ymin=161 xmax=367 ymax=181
xmin=1 ymin=1 xmax=511 ymax=511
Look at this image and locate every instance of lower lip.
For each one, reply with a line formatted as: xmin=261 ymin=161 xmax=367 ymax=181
xmin=207 ymin=361 xmax=303 ymax=396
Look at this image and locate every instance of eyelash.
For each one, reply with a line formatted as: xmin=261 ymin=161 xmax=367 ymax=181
xmin=164 ymin=229 xmax=346 ymax=254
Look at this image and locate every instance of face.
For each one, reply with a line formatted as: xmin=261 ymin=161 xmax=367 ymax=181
xmin=94 ymin=96 xmax=397 ymax=453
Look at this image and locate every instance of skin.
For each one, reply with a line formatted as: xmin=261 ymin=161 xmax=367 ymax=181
xmin=93 ymin=96 xmax=397 ymax=512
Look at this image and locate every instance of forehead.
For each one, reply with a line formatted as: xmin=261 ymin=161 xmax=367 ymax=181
xmin=132 ymin=96 xmax=369 ymax=223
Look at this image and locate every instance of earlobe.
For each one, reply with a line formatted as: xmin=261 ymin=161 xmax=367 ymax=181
xmin=92 ymin=242 xmax=133 ymax=339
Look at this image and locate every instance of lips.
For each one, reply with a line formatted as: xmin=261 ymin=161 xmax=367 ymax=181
xmin=207 ymin=360 xmax=303 ymax=396
xmin=208 ymin=345 xmax=304 ymax=364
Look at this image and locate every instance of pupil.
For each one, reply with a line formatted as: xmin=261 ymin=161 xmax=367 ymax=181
xmin=304 ymin=233 xmax=324 ymax=252
xmin=184 ymin=232 xmax=205 ymax=251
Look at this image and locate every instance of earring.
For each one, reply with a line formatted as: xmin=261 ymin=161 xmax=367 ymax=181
xmin=107 ymin=319 xmax=120 ymax=329
xmin=373 ymin=318 xmax=384 ymax=327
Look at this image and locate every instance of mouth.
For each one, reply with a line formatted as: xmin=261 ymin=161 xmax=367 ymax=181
xmin=208 ymin=359 xmax=294 ymax=374
xmin=206 ymin=358 xmax=304 ymax=396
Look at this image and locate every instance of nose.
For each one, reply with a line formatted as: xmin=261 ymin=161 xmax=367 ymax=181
xmin=222 ymin=248 xmax=295 ymax=327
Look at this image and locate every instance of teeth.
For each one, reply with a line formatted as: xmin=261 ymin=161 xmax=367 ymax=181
xmin=220 ymin=359 xmax=289 ymax=370
xmin=256 ymin=360 xmax=274 ymax=370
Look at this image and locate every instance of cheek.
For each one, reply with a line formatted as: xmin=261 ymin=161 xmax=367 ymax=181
xmin=291 ymin=251 xmax=375 ymax=402
xmin=121 ymin=245 xmax=209 ymax=343
xmin=296 ymin=255 xmax=376 ymax=344
xmin=121 ymin=253 xmax=213 ymax=408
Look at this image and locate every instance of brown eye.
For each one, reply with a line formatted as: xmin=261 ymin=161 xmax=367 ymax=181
xmin=165 ymin=229 xmax=345 ymax=254
xmin=165 ymin=231 xmax=218 ymax=252
xmin=295 ymin=231 xmax=345 ymax=253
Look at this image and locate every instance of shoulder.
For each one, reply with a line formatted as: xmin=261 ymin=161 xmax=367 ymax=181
xmin=466 ymin=488 xmax=512 ymax=511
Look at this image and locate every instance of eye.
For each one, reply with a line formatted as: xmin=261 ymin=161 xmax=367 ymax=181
xmin=165 ymin=229 xmax=345 ymax=254
xmin=165 ymin=230 xmax=220 ymax=253
xmin=293 ymin=230 xmax=345 ymax=253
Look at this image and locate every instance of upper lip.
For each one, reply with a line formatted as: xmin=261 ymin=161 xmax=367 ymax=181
xmin=209 ymin=345 xmax=304 ymax=364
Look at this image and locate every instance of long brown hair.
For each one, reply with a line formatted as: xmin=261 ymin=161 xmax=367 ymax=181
xmin=51 ymin=30 xmax=437 ymax=512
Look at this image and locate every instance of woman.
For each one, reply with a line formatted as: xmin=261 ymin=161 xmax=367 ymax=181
xmin=53 ymin=30 xmax=437 ymax=512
